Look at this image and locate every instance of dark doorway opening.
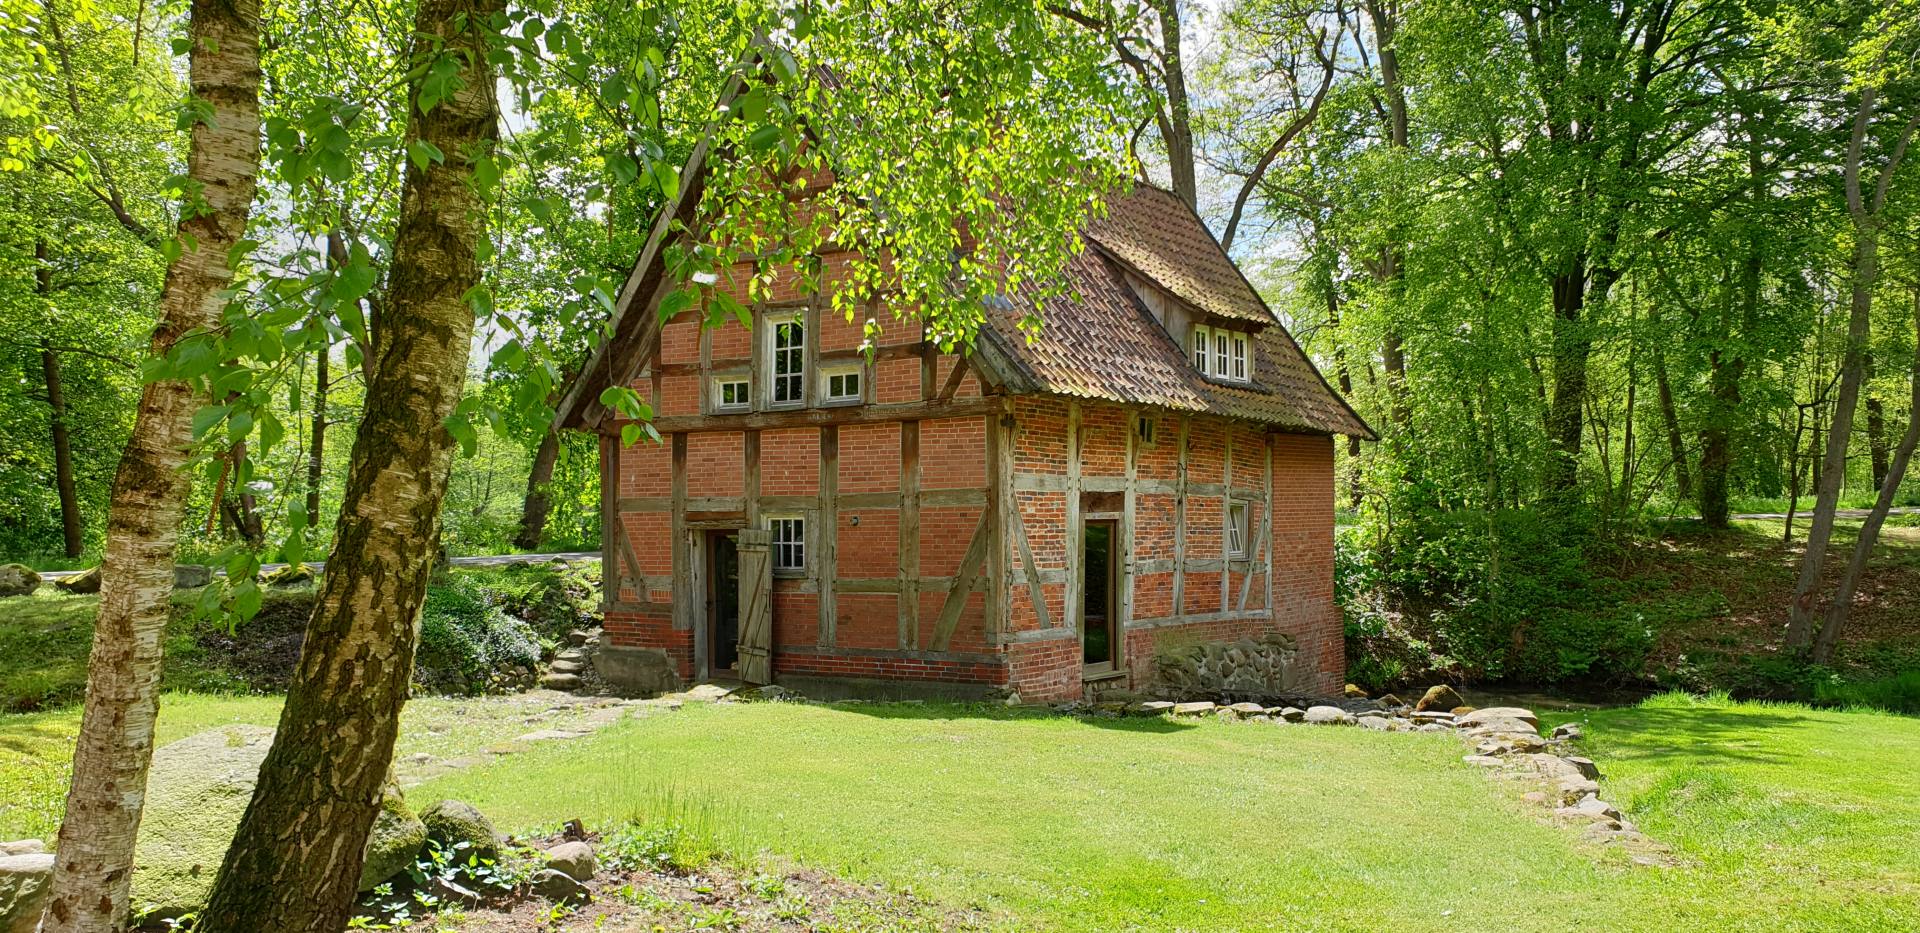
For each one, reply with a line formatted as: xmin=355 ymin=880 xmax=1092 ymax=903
xmin=1082 ymin=520 xmax=1118 ymax=672
xmin=706 ymin=531 xmax=741 ymax=674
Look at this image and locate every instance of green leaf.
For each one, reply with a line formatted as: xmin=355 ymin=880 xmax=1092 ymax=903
xmin=408 ymin=139 xmax=445 ymax=171
xmin=191 ymin=405 xmax=230 ymax=441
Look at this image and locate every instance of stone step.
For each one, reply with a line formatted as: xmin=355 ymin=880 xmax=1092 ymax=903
xmin=539 ymin=673 xmax=582 ymax=691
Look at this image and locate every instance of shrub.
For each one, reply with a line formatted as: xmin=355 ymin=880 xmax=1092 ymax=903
xmin=415 ymin=574 xmax=541 ymax=695
xmin=1341 ymin=507 xmax=1652 ymax=687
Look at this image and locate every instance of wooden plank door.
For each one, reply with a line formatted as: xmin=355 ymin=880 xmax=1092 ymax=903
xmin=736 ymin=528 xmax=774 ymax=684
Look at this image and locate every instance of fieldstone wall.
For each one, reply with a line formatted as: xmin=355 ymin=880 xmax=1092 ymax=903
xmin=1152 ymin=633 xmax=1305 ymax=697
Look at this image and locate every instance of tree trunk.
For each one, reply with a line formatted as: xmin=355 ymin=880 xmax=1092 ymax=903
xmin=1865 ymin=382 xmax=1889 ymax=491
xmin=1544 ymin=262 xmax=1589 ymax=495
xmin=197 ymin=1 xmax=498 ymax=928
xmin=514 ymin=428 xmax=560 ymax=550
xmin=41 ymin=343 xmax=85 ymax=557
xmin=1812 ymin=289 xmax=1920 ymax=664
xmin=36 ymin=240 xmax=84 ymax=558
xmin=1697 ymin=346 xmax=1744 ymax=529
xmin=1786 ymin=88 xmax=1913 ymax=651
xmin=307 ymin=341 xmax=327 ymax=521
xmin=1654 ymin=350 xmax=1690 ymax=500
xmin=1364 ymin=0 xmax=1409 ymax=434
xmin=39 ymin=0 xmax=262 ymax=928
xmin=1155 ymin=0 xmax=1196 ymax=208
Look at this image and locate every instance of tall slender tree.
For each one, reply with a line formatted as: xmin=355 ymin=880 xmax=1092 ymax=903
xmin=38 ymin=0 xmax=262 ymax=927
xmin=197 ymin=0 xmax=501 ymax=926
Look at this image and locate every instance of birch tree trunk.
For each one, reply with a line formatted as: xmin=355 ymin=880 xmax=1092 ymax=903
xmin=39 ymin=0 xmax=262 ymax=928
xmin=197 ymin=0 xmax=499 ymax=927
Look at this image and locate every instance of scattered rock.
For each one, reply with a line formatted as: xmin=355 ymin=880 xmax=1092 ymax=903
xmin=1450 ymin=706 xmax=1476 ymax=716
xmin=1375 ymin=693 xmax=1405 ymax=708
xmin=1414 ymin=685 xmax=1465 ymax=712
xmin=427 ymin=875 xmax=485 ymax=908
xmin=1225 ymin=702 xmax=1266 ymax=719
xmin=1411 ymin=710 xmax=1455 ymax=725
xmin=0 ymin=564 xmax=41 ymax=599
xmin=1303 ymin=705 xmax=1355 ymax=725
xmin=733 ymin=684 xmax=798 ymax=702
xmin=1457 ymin=707 xmax=1539 ymax=729
xmin=359 ymin=782 xmax=430 ymax=892
xmin=55 ymin=566 xmax=101 ymax=594
xmin=1462 ymin=755 xmax=1504 ymax=768
xmin=1463 ymin=718 xmax=1540 ymax=738
xmin=1357 ymin=716 xmax=1391 ymax=731
xmin=1564 ymin=756 xmax=1600 ymax=780
xmin=527 ymin=868 xmax=590 ymax=904
xmin=1128 ymin=701 xmax=1176 ymax=717
xmin=1277 ymin=706 xmax=1305 ymax=723
xmin=1 ymin=851 xmax=54 ymax=933
xmin=173 ymin=564 xmax=213 ymax=589
xmin=567 ymin=630 xmax=592 ymax=646
xmin=1552 ymin=723 xmax=1584 ymax=741
xmin=1476 ymin=733 xmax=1548 ymax=756
xmin=543 ymin=841 xmax=596 ymax=882
xmin=515 ymin=729 xmax=588 ymax=742
xmin=1170 ymin=701 xmax=1217 ymax=717
xmin=540 ymin=673 xmax=582 ymax=691
xmin=419 ymin=799 xmax=501 ymax=861
xmin=1556 ymin=795 xmax=1623 ymax=822
xmin=1342 ymin=684 xmax=1369 ymax=699
xmin=260 ymin=563 xmax=315 ymax=589
xmin=681 ymin=683 xmax=733 ymax=702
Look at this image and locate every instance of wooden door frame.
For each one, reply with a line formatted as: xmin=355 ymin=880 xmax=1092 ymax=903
xmin=1081 ymin=516 xmax=1122 ymax=677
xmin=692 ymin=521 xmax=746 ymax=680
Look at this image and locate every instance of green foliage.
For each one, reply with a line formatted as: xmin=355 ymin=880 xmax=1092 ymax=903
xmin=1345 ymin=507 xmax=1651 ymax=686
xmin=414 ymin=574 xmax=542 ymax=696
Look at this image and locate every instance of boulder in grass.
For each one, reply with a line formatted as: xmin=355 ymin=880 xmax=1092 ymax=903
xmin=358 ymin=784 xmax=429 ymax=892
xmin=1 ymin=852 xmax=54 ymax=933
xmin=173 ymin=564 xmax=213 ymax=589
xmin=420 ymin=799 xmax=501 ymax=862
xmin=1457 ymin=707 xmax=1539 ymax=729
xmin=542 ymin=841 xmax=596 ymax=882
xmin=260 ymin=563 xmax=315 ymax=589
xmin=55 ymin=566 xmax=102 ymax=594
xmin=528 ymin=869 xmax=590 ymax=904
xmin=0 ymin=564 xmax=40 ymax=599
xmin=133 ymin=725 xmax=426 ymax=918
xmin=1415 ymin=685 xmax=1465 ymax=713
xmin=1303 ymin=705 xmax=1355 ymax=725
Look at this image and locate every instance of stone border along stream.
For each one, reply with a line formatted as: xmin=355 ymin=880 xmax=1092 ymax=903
xmin=1105 ymin=693 xmax=1675 ymax=867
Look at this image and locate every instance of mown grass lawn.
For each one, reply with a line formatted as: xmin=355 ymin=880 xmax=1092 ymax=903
xmin=4 ymin=693 xmax=1916 ymax=932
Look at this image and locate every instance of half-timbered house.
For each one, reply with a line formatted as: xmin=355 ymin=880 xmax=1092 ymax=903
xmin=559 ymin=148 xmax=1372 ymax=702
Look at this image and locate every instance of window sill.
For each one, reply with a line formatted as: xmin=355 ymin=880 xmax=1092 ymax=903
xmin=1082 ymin=668 xmax=1126 ymax=684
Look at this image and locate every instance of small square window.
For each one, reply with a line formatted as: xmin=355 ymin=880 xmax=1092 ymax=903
xmin=1228 ymin=502 xmax=1249 ymax=558
xmin=713 ymin=377 xmax=750 ymax=411
xmin=824 ymin=367 xmax=862 ymax=403
xmin=1136 ymin=417 xmax=1157 ymax=446
xmin=769 ymin=516 xmax=805 ymax=571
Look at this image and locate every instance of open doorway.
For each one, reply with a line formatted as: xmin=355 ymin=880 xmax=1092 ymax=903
xmin=705 ymin=531 xmax=741 ymax=676
xmin=1081 ymin=519 xmax=1118 ymax=674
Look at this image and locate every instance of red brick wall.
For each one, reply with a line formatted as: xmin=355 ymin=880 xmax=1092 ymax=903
xmin=1002 ymin=397 xmax=1343 ymax=701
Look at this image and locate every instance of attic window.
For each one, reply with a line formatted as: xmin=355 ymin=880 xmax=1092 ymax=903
xmin=1190 ymin=324 xmax=1253 ymax=385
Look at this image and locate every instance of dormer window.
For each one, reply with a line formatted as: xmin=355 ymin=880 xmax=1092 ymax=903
xmin=1190 ymin=324 xmax=1253 ymax=384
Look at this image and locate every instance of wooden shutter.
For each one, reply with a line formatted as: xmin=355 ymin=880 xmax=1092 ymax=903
xmin=736 ymin=529 xmax=774 ymax=684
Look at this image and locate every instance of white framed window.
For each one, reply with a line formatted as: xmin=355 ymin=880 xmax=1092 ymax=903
xmin=1228 ymin=501 xmax=1249 ymax=558
xmin=1190 ymin=323 xmax=1253 ymax=384
xmin=1229 ymin=332 xmax=1250 ymax=382
xmin=769 ymin=316 xmax=805 ymax=407
xmin=1191 ymin=324 xmax=1211 ymax=372
xmin=768 ymin=515 xmax=805 ymax=571
xmin=712 ymin=376 xmax=750 ymax=412
xmin=822 ymin=365 xmax=862 ymax=404
xmin=1213 ymin=331 xmax=1229 ymax=378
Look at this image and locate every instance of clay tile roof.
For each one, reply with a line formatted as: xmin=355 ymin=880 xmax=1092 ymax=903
xmin=1084 ymin=186 xmax=1276 ymax=326
xmin=979 ymin=186 xmax=1373 ymax=439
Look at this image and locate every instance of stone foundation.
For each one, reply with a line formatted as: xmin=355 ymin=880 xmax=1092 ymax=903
xmin=1152 ymin=633 xmax=1305 ymax=698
